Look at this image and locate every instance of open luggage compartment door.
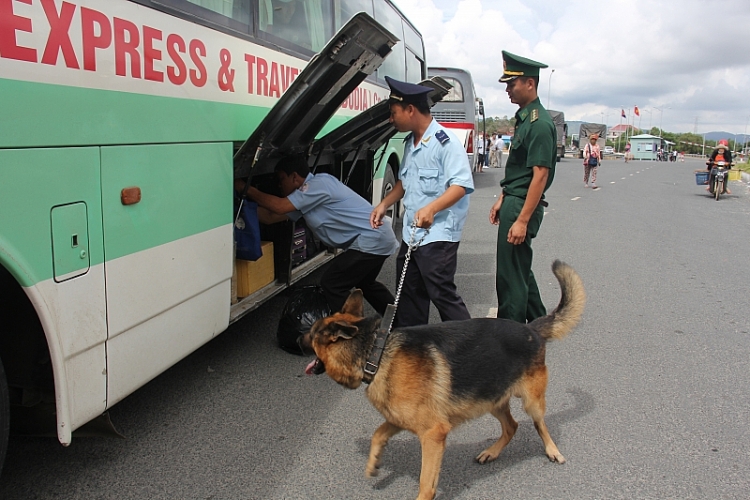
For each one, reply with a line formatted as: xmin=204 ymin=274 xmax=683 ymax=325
xmin=234 ymin=13 xmax=399 ymax=178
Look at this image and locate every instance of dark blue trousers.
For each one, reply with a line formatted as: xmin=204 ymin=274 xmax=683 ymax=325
xmin=394 ymin=240 xmax=470 ymax=327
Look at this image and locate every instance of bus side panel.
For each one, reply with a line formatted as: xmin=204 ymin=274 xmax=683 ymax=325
xmin=371 ymin=139 xmax=405 ymax=205
xmin=100 ymin=143 xmax=233 ymax=405
xmin=0 ymin=147 xmax=107 ymax=441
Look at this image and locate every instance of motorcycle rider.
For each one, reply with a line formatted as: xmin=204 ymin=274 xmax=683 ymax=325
xmin=706 ymin=139 xmax=732 ymax=194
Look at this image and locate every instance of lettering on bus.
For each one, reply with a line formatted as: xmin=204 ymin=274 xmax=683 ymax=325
xmin=0 ymin=0 xmax=382 ymax=109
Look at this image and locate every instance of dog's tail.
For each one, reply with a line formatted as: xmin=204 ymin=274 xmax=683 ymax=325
xmin=530 ymin=260 xmax=586 ymax=341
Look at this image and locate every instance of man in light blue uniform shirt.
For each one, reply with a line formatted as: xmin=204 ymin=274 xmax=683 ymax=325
xmin=242 ymin=155 xmax=399 ymax=315
xmin=371 ymin=76 xmax=474 ymax=327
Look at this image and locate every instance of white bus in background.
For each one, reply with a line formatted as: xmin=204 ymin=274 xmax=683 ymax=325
xmin=427 ymin=67 xmax=484 ymax=172
xmin=0 ymin=0 xmax=432 ymax=472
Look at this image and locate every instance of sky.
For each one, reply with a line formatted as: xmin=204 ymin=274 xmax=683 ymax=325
xmin=392 ymin=0 xmax=750 ymax=137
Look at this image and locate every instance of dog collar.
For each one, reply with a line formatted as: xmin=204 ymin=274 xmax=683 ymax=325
xmin=362 ymin=304 xmax=396 ymax=384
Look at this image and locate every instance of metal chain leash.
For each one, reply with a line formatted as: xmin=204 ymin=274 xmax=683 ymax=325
xmin=384 ymin=222 xmax=429 ymax=332
xmin=362 ymin=221 xmax=429 ymax=383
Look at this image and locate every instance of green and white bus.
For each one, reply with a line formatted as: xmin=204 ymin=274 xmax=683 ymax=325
xmin=0 ymin=0 xmax=427 ymax=469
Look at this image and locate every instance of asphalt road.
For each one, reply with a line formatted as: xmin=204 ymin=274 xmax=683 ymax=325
xmin=2 ymin=157 xmax=749 ymax=499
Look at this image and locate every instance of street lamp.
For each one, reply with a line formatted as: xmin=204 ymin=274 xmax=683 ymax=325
xmin=547 ymin=69 xmax=555 ymax=109
xmin=652 ymin=106 xmax=669 ymax=138
xmin=643 ymin=108 xmax=653 ymax=132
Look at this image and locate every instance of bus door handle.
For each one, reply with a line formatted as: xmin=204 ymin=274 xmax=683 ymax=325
xmin=121 ymin=187 xmax=142 ymax=205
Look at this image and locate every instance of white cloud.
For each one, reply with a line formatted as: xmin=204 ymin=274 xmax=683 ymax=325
xmin=393 ymin=0 xmax=750 ymax=134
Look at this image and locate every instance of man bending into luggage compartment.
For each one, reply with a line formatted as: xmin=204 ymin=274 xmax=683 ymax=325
xmin=237 ymin=155 xmax=399 ymax=315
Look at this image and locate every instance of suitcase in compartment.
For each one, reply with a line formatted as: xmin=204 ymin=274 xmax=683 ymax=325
xmin=292 ymin=227 xmax=307 ymax=266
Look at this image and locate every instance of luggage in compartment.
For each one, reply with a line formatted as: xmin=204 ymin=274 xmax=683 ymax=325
xmin=236 ymin=241 xmax=275 ymax=298
xmin=292 ymin=226 xmax=307 ymax=266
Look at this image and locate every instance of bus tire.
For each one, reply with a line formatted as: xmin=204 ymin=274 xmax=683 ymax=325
xmin=382 ymin=163 xmax=401 ymax=220
xmin=0 ymin=356 xmax=9 ymax=474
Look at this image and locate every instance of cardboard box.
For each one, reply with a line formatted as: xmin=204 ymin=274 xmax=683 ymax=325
xmin=236 ymin=241 xmax=274 ymax=298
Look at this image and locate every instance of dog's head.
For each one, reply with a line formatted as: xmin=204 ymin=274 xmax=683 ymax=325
xmin=300 ymin=289 xmax=369 ymax=389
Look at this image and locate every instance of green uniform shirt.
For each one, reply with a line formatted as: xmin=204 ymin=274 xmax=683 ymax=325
xmin=501 ymin=97 xmax=556 ymax=198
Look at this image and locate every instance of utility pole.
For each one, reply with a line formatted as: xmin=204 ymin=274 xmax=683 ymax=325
xmin=659 ymin=107 xmax=668 ymax=138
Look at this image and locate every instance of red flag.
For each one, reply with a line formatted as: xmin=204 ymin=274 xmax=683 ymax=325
xmin=621 ymin=109 xmax=626 ymax=119
xmin=634 ymin=106 xmax=640 ymax=116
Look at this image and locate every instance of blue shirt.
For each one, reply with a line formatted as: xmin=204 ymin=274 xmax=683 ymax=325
xmin=399 ymin=118 xmax=474 ymax=245
xmin=286 ymin=173 xmax=399 ymax=256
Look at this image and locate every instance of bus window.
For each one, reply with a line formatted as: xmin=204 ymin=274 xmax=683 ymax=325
xmin=156 ymin=0 xmax=253 ymax=32
xmin=185 ymin=0 xmax=249 ymax=19
xmin=442 ymin=77 xmax=465 ymax=102
xmin=259 ymin=0 xmax=333 ymax=51
xmin=402 ymin=21 xmax=424 ymax=62
xmin=405 ymin=49 xmax=423 ymax=83
xmin=334 ymin=0 xmax=374 ymax=29
xmin=373 ymin=0 xmax=405 ymax=80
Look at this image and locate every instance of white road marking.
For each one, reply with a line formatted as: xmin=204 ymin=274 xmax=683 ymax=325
xmin=610 ymin=181 xmax=616 ymax=184
xmin=571 ymin=196 xmax=581 ymax=201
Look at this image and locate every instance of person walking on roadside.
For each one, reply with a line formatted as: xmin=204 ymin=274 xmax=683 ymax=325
xmin=489 ymin=51 xmax=556 ymax=324
xmin=489 ymin=133 xmax=498 ymax=167
xmin=624 ymin=141 xmax=631 ymax=162
xmin=371 ymin=76 xmax=474 ymax=327
xmin=476 ymin=134 xmax=485 ymax=172
xmin=583 ymin=134 xmax=601 ymax=188
xmin=495 ymin=134 xmax=505 ymax=167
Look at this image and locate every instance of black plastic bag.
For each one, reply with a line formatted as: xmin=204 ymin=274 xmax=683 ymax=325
xmin=277 ymin=285 xmax=331 ymax=355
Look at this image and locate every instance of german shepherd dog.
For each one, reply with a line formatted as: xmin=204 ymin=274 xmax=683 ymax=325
xmin=300 ymin=260 xmax=585 ymax=500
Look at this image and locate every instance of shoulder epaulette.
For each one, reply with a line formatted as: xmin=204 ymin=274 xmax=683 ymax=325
xmin=435 ymin=130 xmax=450 ymax=144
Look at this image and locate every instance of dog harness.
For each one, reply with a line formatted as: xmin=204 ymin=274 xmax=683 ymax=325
xmin=362 ymin=224 xmax=428 ymax=384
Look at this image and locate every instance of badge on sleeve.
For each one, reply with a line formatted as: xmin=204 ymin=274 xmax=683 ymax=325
xmin=435 ymin=130 xmax=450 ymax=144
xmin=531 ymin=109 xmax=539 ymax=122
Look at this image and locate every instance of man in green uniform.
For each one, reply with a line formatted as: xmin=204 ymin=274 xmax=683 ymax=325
xmin=489 ymin=51 xmax=556 ymax=323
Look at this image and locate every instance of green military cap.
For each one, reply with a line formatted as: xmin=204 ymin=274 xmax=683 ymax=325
xmin=499 ymin=50 xmax=548 ymax=82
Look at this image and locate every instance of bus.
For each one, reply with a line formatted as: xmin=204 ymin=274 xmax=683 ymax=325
xmin=0 ymin=0 xmax=428 ymax=469
xmin=427 ymin=67 xmax=484 ymax=172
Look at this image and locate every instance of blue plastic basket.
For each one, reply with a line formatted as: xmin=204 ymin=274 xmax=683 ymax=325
xmin=695 ymin=171 xmax=709 ymax=185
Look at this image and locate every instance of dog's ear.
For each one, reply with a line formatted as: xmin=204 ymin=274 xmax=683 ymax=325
xmin=340 ymin=289 xmax=364 ymax=317
xmin=330 ymin=321 xmax=358 ymax=341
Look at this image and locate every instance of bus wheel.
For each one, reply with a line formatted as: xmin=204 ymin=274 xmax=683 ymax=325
xmin=0 ymin=356 xmax=9 ymax=474
xmin=382 ymin=164 xmax=401 ymax=221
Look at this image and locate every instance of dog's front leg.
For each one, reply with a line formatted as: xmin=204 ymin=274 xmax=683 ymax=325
xmin=416 ymin=422 xmax=450 ymax=500
xmin=366 ymin=421 xmax=402 ymax=477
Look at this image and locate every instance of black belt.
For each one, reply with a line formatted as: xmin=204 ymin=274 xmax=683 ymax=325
xmin=503 ymin=191 xmax=548 ymax=208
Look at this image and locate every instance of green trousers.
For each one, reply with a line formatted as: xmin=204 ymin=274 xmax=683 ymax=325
xmin=495 ymin=195 xmax=546 ymax=323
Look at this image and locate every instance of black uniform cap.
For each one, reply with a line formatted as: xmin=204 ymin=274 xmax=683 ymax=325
xmin=385 ymin=76 xmax=432 ymax=106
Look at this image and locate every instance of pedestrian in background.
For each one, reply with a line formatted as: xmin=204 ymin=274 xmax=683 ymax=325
xmin=489 ymin=133 xmax=499 ymax=167
xmin=484 ymin=136 xmax=492 ymax=167
xmin=624 ymin=141 xmax=631 ymax=162
xmin=371 ymin=76 xmax=474 ymax=327
xmin=476 ymin=134 xmax=485 ymax=172
xmin=489 ymin=51 xmax=556 ymax=324
xmin=583 ymin=134 xmax=601 ymax=188
xmin=495 ymin=134 xmax=505 ymax=167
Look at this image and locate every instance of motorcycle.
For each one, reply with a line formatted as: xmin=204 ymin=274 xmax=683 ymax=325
xmin=707 ymin=160 xmax=731 ymax=201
